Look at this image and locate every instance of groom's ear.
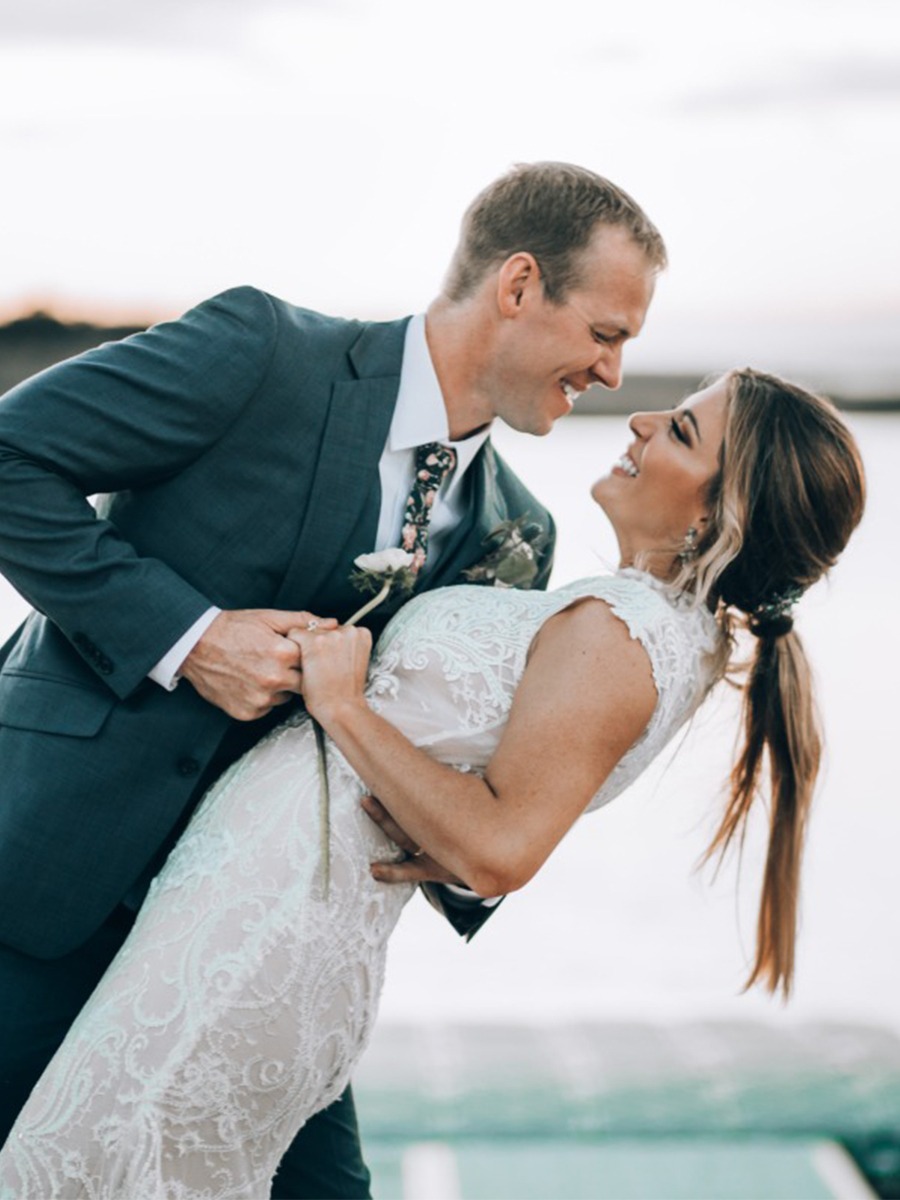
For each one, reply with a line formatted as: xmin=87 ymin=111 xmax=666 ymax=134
xmin=496 ymin=252 xmax=540 ymax=317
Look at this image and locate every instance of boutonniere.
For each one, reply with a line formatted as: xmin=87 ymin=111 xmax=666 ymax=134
xmin=348 ymin=548 xmax=419 ymax=615
xmin=462 ymin=516 xmax=548 ymax=589
xmin=315 ymin=549 xmax=416 ymax=896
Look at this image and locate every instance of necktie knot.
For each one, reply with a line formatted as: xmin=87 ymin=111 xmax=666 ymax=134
xmin=400 ymin=442 xmax=457 ymax=573
xmin=415 ymin=442 xmax=456 ymax=481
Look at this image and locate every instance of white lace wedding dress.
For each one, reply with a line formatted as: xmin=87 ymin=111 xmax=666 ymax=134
xmin=0 ymin=570 xmax=721 ymax=1199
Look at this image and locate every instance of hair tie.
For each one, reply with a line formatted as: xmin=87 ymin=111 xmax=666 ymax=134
xmin=747 ymin=584 xmax=803 ymax=639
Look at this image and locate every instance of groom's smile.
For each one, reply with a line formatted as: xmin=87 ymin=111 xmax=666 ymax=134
xmin=490 ymin=225 xmax=659 ymax=436
xmin=560 ymin=379 xmax=583 ymax=410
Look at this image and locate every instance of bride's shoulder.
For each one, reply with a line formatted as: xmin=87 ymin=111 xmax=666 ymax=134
xmin=549 ymin=569 xmax=676 ymax=621
xmin=548 ymin=569 xmax=722 ymax=663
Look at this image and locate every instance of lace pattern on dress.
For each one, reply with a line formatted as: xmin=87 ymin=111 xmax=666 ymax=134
xmin=0 ymin=569 xmax=722 ymax=1199
xmin=366 ymin=571 xmax=721 ymax=809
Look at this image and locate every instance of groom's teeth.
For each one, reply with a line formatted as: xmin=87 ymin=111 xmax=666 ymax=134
xmin=561 ymin=381 xmax=581 ymax=402
xmin=615 ymin=454 xmax=639 ymax=477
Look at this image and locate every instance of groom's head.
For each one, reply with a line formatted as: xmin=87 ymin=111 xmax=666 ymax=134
xmin=445 ymin=162 xmax=666 ymax=305
xmin=435 ymin=163 xmax=665 ymax=437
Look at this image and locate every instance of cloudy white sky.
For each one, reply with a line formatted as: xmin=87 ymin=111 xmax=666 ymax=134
xmin=1 ymin=0 xmax=898 ymax=383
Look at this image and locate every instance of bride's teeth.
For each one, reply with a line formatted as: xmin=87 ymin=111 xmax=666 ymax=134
xmin=615 ymin=454 xmax=639 ymax=477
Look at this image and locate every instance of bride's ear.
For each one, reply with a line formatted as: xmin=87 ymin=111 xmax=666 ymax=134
xmin=693 ymin=509 xmax=713 ymax=535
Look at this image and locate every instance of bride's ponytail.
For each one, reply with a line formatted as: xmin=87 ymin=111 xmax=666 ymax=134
xmin=706 ymin=627 xmax=820 ymax=994
xmin=686 ymin=370 xmax=865 ymax=996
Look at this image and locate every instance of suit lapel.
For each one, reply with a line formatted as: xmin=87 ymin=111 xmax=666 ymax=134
xmin=274 ymin=320 xmax=408 ymax=609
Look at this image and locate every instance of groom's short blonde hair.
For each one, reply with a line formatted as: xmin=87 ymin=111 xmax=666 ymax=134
xmin=444 ymin=161 xmax=667 ymax=304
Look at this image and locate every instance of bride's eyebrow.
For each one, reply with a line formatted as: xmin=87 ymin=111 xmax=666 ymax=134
xmin=680 ymin=408 xmax=701 ymax=441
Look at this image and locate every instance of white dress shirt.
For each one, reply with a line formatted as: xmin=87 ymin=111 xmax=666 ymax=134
xmin=150 ymin=314 xmax=490 ymax=689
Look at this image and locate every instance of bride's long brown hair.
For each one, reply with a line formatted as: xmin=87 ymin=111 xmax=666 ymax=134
xmin=681 ymin=370 xmax=865 ymax=996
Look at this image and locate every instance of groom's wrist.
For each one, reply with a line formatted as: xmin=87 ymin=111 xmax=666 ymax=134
xmin=149 ymin=607 xmax=222 ymax=691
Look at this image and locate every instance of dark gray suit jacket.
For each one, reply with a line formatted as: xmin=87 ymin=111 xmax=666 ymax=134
xmin=0 ymin=287 xmax=554 ymax=959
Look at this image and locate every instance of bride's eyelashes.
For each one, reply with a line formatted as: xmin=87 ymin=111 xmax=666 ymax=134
xmin=669 ymin=415 xmax=690 ymax=445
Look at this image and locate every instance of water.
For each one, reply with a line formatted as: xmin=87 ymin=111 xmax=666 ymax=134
xmin=0 ymin=413 xmax=896 ymax=1034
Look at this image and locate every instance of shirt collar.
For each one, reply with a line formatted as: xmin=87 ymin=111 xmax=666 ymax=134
xmin=391 ymin=314 xmax=491 ymax=470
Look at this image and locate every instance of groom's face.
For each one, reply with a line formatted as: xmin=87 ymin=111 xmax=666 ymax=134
xmin=491 ymin=225 xmax=657 ymax=436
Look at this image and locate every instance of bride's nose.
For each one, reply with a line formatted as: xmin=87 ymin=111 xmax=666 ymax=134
xmin=628 ymin=411 xmax=654 ymax=439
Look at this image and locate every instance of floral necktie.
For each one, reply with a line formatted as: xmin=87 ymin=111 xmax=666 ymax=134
xmin=400 ymin=442 xmax=457 ymax=573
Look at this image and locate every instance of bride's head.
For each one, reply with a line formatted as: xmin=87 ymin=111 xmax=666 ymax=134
xmin=593 ymin=368 xmax=865 ymax=622
xmin=591 ymin=376 xmax=728 ymax=577
xmin=596 ymin=368 xmax=865 ymax=996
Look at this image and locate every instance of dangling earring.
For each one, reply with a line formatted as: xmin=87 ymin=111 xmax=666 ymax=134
xmin=678 ymin=526 xmax=698 ymax=564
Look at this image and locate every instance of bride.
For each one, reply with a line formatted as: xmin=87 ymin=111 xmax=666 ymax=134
xmin=0 ymin=368 xmax=864 ymax=1198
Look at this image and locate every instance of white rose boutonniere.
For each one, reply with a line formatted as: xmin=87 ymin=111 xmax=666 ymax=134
xmin=462 ymin=516 xmax=549 ymax=589
xmin=315 ymin=549 xmax=417 ymax=895
xmin=348 ymin=548 xmax=419 ymax=615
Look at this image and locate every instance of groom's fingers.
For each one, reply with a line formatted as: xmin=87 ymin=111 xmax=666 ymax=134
xmin=180 ymin=608 xmax=328 ymax=720
xmin=360 ymin=795 xmax=419 ymax=854
xmin=370 ymin=854 xmax=467 ymax=887
xmin=362 ymin=796 xmax=468 ymax=887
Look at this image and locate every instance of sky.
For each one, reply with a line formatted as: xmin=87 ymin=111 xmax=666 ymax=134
xmin=1 ymin=0 xmax=899 ymax=385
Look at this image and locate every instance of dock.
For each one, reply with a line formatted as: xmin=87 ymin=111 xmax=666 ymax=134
xmin=353 ymin=1021 xmax=900 ymax=1198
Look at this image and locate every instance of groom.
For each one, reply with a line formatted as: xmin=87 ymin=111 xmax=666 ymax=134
xmin=0 ymin=162 xmax=664 ymax=1196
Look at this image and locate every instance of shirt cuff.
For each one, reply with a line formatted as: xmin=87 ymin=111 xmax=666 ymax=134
xmin=444 ymin=883 xmax=503 ymax=907
xmin=148 ymin=607 xmax=222 ymax=691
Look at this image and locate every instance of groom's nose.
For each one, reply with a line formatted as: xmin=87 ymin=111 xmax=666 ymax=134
xmin=590 ymin=344 xmax=624 ymax=391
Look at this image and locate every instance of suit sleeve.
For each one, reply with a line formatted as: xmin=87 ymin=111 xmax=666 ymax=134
xmin=419 ymin=882 xmax=505 ymax=942
xmin=0 ymin=286 xmax=278 ymax=698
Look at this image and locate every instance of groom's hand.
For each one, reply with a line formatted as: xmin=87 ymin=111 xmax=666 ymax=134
xmin=362 ymin=795 xmax=468 ymax=887
xmin=180 ymin=609 xmax=337 ymax=720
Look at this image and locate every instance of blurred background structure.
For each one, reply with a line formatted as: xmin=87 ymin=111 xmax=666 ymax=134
xmin=1 ymin=1 xmax=899 ymax=1195
xmin=351 ymin=1021 xmax=900 ymax=1198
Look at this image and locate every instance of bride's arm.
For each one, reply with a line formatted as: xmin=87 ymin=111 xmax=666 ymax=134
xmin=297 ymin=599 xmax=657 ymax=898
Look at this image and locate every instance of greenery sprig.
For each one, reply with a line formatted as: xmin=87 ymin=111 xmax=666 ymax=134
xmin=316 ymin=549 xmax=416 ymax=897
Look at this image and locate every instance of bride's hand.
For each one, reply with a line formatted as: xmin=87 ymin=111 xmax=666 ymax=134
xmin=288 ymin=624 xmax=372 ymax=725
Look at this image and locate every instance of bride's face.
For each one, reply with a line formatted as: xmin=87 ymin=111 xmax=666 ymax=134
xmin=592 ymin=377 xmax=729 ymax=571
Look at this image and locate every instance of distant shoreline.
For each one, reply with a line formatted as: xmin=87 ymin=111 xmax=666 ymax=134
xmin=1 ymin=312 xmax=897 ymax=413
xmin=574 ymin=376 xmax=900 ymax=414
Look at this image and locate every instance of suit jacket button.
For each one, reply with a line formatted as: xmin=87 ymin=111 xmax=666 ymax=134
xmin=177 ymin=757 xmax=200 ymax=777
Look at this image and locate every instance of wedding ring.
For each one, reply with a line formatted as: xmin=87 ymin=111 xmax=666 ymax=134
xmin=307 ymin=619 xmax=320 ymax=631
